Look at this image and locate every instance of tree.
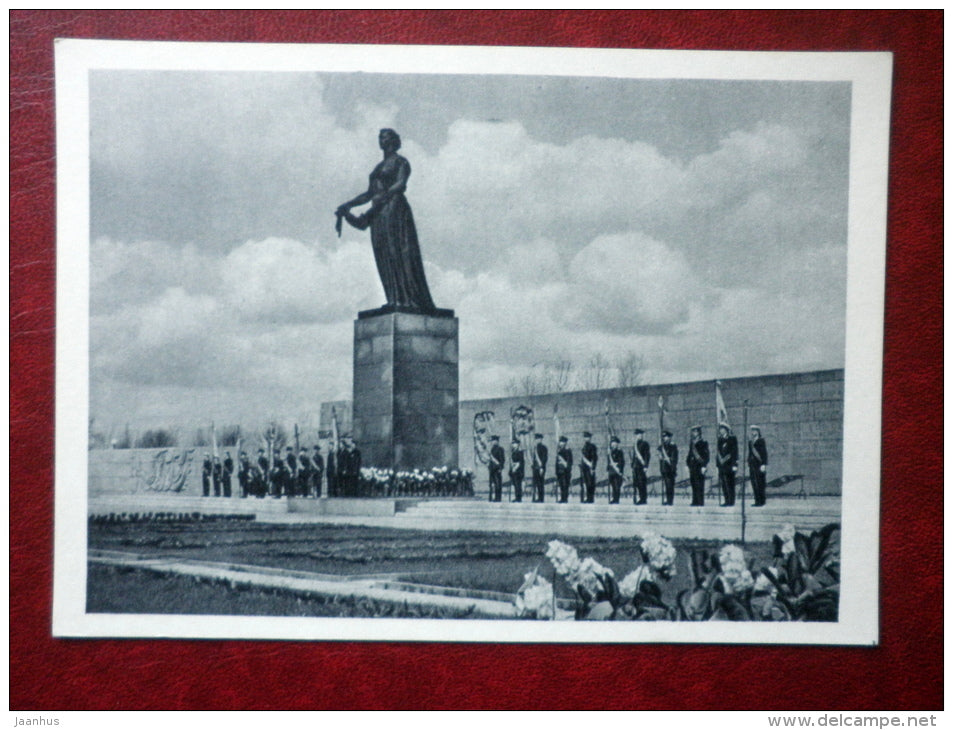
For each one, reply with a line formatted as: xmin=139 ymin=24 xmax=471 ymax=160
xmin=616 ymin=351 xmax=646 ymax=388
xmin=505 ymin=361 xmax=575 ymax=397
xmin=576 ymin=354 xmax=612 ymax=391
xmin=136 ymin=429 xmax=177 ymax=448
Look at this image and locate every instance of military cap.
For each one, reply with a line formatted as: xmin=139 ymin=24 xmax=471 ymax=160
xmin=662 ymin=430 xmax=673 ymax=438
xmin=750 ymin=424 xmax=761 ymax=430
xmin=691 ymin=425 xmax=703 ymax=431
xmin=240 ymin=451 xmax=247 ymax=457
xmin=610 ymin=436 xmax=620 ymax=444
xmin=534 ymin=433 xmax=544 ymax=439
xmin=511 ymin=439 xmax=521 ymax=445
xmin=718 ymin=422 xmax=731 ymax=431
xmin=489 ymin=435 xmax=500 ymax=441
xmin=257 ymin=448 xmax=264 ymax=453
xmin=634 ymin=428 xmax=645 ymax=435
xmin=583 ymin=431 xmax=592 ymax=438
xmin=286 ymin=446 xmax=293 ymax=451
xmin=558 ymin=436 xmax=568 ymax=443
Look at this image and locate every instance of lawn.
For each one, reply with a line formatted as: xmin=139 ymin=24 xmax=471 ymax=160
xmin=87 ymin=520 xmax=776 ymax=616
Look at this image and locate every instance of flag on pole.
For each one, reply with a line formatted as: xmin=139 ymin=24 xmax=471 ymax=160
xmin=715 ymin=381 xmax=731 ymax=429
xmin=331 ymin=407 xmax=340 ymax=451
xmin=211 ymin=421 xmax=219 ymax=458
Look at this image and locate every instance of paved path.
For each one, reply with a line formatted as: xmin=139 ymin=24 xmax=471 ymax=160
xmin=89 ymin=549 xmax=520 ymax=618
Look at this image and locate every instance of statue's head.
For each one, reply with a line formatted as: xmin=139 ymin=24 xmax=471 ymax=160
xmin=379 ymin=128 xmax=401 ymax=151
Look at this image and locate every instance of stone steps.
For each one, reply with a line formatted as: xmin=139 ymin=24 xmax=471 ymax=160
xmin=394 ymin=498 xmax=840 ymax=541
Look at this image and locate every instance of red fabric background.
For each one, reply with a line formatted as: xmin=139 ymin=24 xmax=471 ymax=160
xmin=10 ymin=10 xmax=942 ymax=710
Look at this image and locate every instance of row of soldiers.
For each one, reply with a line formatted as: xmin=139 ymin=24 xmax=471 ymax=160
xmin=485 ymin=424 xmax=769 ymax=506
xmin=200 ymin=435 xmax=364 ymax=499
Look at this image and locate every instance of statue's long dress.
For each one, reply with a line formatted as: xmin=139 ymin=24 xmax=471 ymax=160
xmin=366 ymin=156 xmax=436 ymax=312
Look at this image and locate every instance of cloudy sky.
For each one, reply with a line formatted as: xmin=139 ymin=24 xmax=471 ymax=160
xmin=89 ymin=69 xmax=850 ymax=431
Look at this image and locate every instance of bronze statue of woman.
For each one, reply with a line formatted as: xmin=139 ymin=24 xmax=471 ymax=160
xmin=335 ymin=129 xmax=437 ymax=313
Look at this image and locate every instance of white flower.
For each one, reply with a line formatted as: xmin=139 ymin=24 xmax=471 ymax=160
xmin=618 ymin=565 xmax=652 ymax=600
xmin=776 ymin=524 xmax=797 ymax=556
xmin=570 ymin=557 xmax=614 ymax=598
xmin=719 ymin=544 xmax=754 ymax=593
xmin=640 ymin=532 xmax=678 ymax=579
xmin=545 ymin=540 xmax=581 ymax=576
xmin=515 ymin=569 xmax=554 ymax=619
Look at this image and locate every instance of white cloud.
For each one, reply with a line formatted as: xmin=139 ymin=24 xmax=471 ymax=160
xmin=221 ymin=237 xmax=381 ymax=324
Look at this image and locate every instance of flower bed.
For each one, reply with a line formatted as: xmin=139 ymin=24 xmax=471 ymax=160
xmin=516 ymin=523 xmax=840 ymax=622
xmin=357 ymin=466 xmax=475 ymax=498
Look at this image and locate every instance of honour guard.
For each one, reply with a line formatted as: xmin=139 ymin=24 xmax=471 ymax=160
xmin=285 ymin=446 xmax=298 ymax=493
xmin=608 ymin=436 xmax=625 ymax=504
xmin=297 ymin=448 xmax=312 ymax=497
xmin=748 ymin=426 xmax=769 ymax=506
xmin=686 ymin=426 xmax=710 ymax=506
xmin=271 ymin=449 xmax=286 ymax=497
xmin=312 ymin=445 xmax=325 ymax=498
xmin=326 ymin=439 xmax=338 ymax=497
xmin=222 ymin=451 xmax=234 ymax=498
xmin=716 ymin=424 xmax=739 ymax=506
xmin=631 ymin=429 xmax=651 ymax=505
xmin=487 ymin=435 xmax=505 ymax=502
xmin=201 ymin=453 xmax=212 ymax=497
xmin=256 ymin=448 xmax=270 ymax=497
xmin=555 ymin=436 xmax=573 ymax=503
xmin=580 ymin=432 xmax=598 ymax=503
xmin=212 ymin=456 xmax=223 ymax=497
xmin=238 ymin=451 xmax=251 ymax=498
xmin=658 ymin=431 xmax=678 ymax=505
xmin=509 ymin=439 xmax=525 ymax=502
xmin=531 ymin=433 xmax=548 ymax=503
xmin=338 ymin=436 xmax=361 ymax=497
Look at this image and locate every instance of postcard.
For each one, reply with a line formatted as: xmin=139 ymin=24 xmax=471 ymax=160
xmin=52 ymin=40 xmax=891 ymax=643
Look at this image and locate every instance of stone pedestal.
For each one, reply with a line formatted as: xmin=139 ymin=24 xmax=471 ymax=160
xmin=352 ymin=309 xmax=459 ymax=471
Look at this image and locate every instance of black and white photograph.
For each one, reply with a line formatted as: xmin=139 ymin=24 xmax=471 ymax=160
xmin=52 ymin=40 xmax=891 ymax=643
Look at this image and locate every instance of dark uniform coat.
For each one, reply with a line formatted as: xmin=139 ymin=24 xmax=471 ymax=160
xmin=716 ymin=434 xmax=739 ymax=506
xmin=686 ymin=438 xmax=710 ymax=506
xmin=608 ymin=446 xmax=625 ymax=504
xmin=488 ymin=443 xmax=505 ymax=502
xmin=580 ymin=442 xmax=598 ymax=503
xmin=748 ymin=437 xmax=769 ymax=506
xmin=631 ymin=440 xmax=651 ymax=504
xmin=555 ymin=445 xmax=573 ymax=503
xmin=531 ymin=442 xmax=548 ymax=503
xmin=658 ymin=442 xmax=678 ymax=505
xmin=509 ymin=447 xmax=525 ymax=502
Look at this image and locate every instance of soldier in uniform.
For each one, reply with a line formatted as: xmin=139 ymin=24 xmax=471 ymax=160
xmin=343 ymin=436 xmax=362 ymax=496
xmin=580 ymin=431 xmax=598 ymax=504
xmin=658 ymin=430 xmax=678 ymax=505
xmin=222 ymin=451 xmax=234 ymax=498
xmin=686 ymin=426 xmax=710 ymax=506
xmin=311 ymin=445 xmax=325 ymax=498
xmin=297 ymin=448 xmax=312 ymax=497
xmin=271 ymin=449 xmax=286 ymax=497
xmin=212 ymin=456 xmax=223 ymax=497
xmin=555 ymin=436 xmax=573 ymax=503
xmin=256 ymin=448 xmax=270 ymax=498
xmin=531 ymin=433 xmax=548 ymax=503
xmin=716 ymin=423 xmax=739 ymax=506
xmin=748 ymin=426 xmax=769 ymax=506
xmin=508 ymin=439 xmax=525 ymax=502
xmin=201 ymin=453 xmax=212 ymax=497
xmin=631 ymin=429 xmax=651 ymax=505
xmin=487 ymin=435 xmax=505 ymax=502
xmin=285 ymin=446 xmax=298 ymax=495
xmin=238 ymin=451 xmax=251 ymax=498
xmin=607 ymin=436 xmax=625 ymax=504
